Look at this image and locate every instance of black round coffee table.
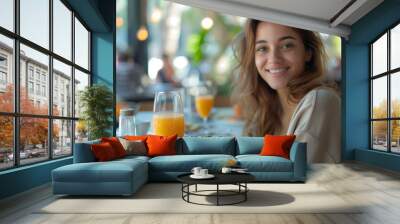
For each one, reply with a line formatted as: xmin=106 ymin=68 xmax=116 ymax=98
xmin=177 ymin=173 xmax=255 ymax=206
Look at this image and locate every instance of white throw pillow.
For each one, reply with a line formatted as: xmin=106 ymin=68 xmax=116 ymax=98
xmin=118 ymin=138 xmax=147 ymax=156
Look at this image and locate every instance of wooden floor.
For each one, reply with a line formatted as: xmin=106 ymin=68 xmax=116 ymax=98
xmin=1 ymin=162 xmax=400 ymax=224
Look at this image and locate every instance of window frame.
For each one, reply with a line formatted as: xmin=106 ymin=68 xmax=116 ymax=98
xmin=370 ymin=20 xmax=400 ymax=154
xmin=0 ymin=0 xmax=92 ymax=171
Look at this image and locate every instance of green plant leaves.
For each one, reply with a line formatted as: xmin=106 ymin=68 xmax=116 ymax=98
xmin=79 ymin=84 xmax=113 ymax=140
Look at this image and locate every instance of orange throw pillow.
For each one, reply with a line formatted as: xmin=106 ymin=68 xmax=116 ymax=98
xmin=101 ymin=137 xmax=126 ymax=158
xmin=260 ymin=135 xmax=296 ymax=159
xmin=146 ymin=134 xmax=177 ymax=157
xmin=91 ymin=142 xmax=117 ymax=161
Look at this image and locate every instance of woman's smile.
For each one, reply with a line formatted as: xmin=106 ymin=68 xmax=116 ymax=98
xmin=265 ymin=67 xmax=290 ymax=75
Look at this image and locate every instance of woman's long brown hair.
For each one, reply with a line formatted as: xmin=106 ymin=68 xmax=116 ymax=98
xmin=232 ymin=19 xmax=327 ymax=136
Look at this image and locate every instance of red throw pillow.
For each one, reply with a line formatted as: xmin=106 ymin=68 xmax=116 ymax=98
xmin=146 ymin=134 xmax=177 ymax=157
xmin=101 ymin=137 xmax=126 ymax=158
xmin=260 ymin=135 xmax=296 ymax=159
xmin=91 ymin=142 xmax=117 ymax=161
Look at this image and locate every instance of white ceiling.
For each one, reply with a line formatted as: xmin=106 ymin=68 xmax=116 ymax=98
xmin=226 ymin=0 xmax=352 ymax=22
xmin=169 ymin=0 xmax=384 ymax=38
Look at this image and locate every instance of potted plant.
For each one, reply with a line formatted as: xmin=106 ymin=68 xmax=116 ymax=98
xmin=79 ymin=84 xmax=113 ymax=140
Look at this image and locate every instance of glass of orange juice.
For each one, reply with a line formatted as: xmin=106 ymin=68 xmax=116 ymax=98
xmin=153 ymin=90 xmax=185 ymax=137
xmin=194 ymin=82 xmax=216 ymax=135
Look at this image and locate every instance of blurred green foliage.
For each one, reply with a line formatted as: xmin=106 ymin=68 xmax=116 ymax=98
xmin=187 ymin=29 xmax=209 ymax=65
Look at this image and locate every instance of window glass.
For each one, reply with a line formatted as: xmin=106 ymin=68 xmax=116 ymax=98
xmin=20 ymin=44 xmax=49 ymax=115
xmin=53 ymin=59 xmax=72 ymax=116
xmin=28 ymin=81 xmax=33 ymax=93
xmin=0 ymin=0 xmax=92 ymax=169
xmin=0 ymin=0 xmax=14 ymax=31
xmin=0 ymin=116 xmax=13 ymax=170
xmin=391 ymin=24 xmax=400 ymax=70
xmin=391 ymin=72 xmax=400 ymax=118
xmin=20 ymin=0 xmax=49 ymax=49
xmin=372 ymin=34 xmax=387 ymax=76
xmin=74 ymin=69 xmax=89 ymax=118
xmin=372 ymin=121 xmax=388 ymax=151
xmin=20 ymin=117 xmax=49 ymax=165
xmin=391 ymin=120 xmax=400 ymax=153
xmin=53 ymin=0 xmax=72 ymax=60
xmin=372 ymin=77 xmax=387 ymax=119
xmin=74 ymin=18 xmax=89 ymax=70
xmin=75 ymin=120 xmax=88 ymax=143
xmin=53 ymin=119 xmax=72 ymax=158
xmin=0 ymin=35 xmax=14 ymax=113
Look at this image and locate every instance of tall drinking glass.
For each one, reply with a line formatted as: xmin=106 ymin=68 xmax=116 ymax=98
xmin=194 ymin=82 xmax=216 ymax=135
xmin=153 ymin=90 xmax=185 ymax=137
xmin=119 ymin=108 xmax=137 ymax=136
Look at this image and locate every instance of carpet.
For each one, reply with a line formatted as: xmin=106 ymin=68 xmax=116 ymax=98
xmin=38 ymin=183 xmax=361 ymax=214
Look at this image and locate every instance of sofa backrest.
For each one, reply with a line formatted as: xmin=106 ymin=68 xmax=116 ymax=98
xmin=73 ymin=139 xmax=100 ymax=163
xmin=74 ymin=137 xmax=301 ymax=162
xmin=236 ymin=137 xmax=264 ymax=155
xmin=236 ymin=137 xmax=304 ymax=158
xmin=177 ymin=137 xmax=236 ymax=155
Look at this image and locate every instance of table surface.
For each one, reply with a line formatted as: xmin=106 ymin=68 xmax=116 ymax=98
xmin=177 ymin=172 xmax=255 ymax=185
xmin=135 ymin=107 xmax=244 ymax=137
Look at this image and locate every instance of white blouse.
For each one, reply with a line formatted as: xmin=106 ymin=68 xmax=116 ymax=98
xmin=287 ymin=87 xmax=341 ymax=163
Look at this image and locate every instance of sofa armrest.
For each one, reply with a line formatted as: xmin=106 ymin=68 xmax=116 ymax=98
xmin=73 ymin=140 xmax=100 ymax=163
xmin=289 ymin=142 xmax=307 ymax=181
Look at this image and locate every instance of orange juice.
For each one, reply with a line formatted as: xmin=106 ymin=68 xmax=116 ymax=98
xmin=153 ymin=112 xmax=185 ymax=137
xmin=195 ymin=95 xmax=214 ymax=119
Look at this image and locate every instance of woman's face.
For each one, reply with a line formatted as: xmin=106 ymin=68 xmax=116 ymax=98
xmin=254 ymin=22 xmax=311 ymax=90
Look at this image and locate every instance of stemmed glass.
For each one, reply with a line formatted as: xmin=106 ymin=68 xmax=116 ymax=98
xmin=194 ymin=82 xmax=216 ymax=135
xmin=153 ymin=90 xmax=185 ymax=137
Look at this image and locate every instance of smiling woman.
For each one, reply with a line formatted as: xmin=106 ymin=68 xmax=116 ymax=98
xmin=233 ymin=19 xmax=341 ymax=163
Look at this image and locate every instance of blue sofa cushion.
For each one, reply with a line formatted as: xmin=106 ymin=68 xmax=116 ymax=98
xmin=53 ymin=159 xmax=147 ymax=183
xmin=73 ymin=140 xmax=100 ymax=163
xmin=236 ymin=137 xmax=264 ymax=155
xmin=148 ymin=154 xmax=235 ymax=172
xmin=236 ymin=155 xmax=293 ymax=172
xmin=116 ymin=155 xmax=150 ymax=163
xmin=178 ymin=137 xmax=236 ymax=155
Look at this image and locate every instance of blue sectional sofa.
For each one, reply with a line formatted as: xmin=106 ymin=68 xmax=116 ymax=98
xmin=52 ymin=137 xmax=307 ymax=196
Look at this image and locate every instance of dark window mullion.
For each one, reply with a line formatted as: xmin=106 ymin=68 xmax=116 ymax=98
xmin=0 ymin=26 xmax=17 ymax=39
xmin=88 ymin=31 xmax=91 ymax=74
xmin=74 ymin=64 xmax=90 ymax=74
xmin=49 ymin=0 xmax=53 ymax=160
xmin=112 ymin=3 xmax=116 ymax=137
xmin=371 ymin=67 xmax=400 ymax=78
xmin=387 ymin=30 xmax=391 ymax=152
xmin=372 ymin=118 xmax=397 ymax=121
xmin=71 ymin=10 xmax=76 ymax=155
xmin=52 ymin=53 xmax=74 ymax=68
xmin=370 ymin=45 xmax=373 ymax=149
xmin=13 ymin=113 xmax=79 ymax=120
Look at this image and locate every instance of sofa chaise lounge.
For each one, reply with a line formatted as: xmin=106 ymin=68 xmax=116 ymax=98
xmin=52 ymin=137 xmax=307 ymax=196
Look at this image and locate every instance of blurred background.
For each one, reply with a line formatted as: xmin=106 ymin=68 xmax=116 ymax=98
xmin=115 ymin=0 xmax=341 ymax=123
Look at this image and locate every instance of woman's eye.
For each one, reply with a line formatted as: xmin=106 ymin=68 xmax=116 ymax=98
xmin=281 ymin=43 xmax=294 ymax=50
xmin=256 ymin=47 xmax=267 ymax=52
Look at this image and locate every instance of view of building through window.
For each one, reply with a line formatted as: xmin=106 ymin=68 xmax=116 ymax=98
xmin=0 ymin=0 xmax=91 ymax=170
xmin=371 ymin=23 xmax=400 ymax=153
